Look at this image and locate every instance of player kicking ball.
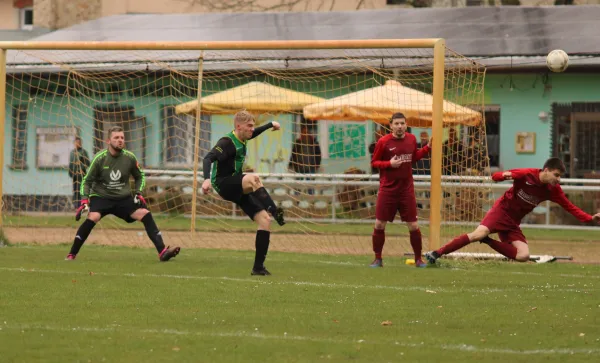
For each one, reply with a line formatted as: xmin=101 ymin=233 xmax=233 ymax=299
xmin=202 ymin=111 xmax=285 ymax=276
xmin=66 ymin=126 xmax=181 ymax=261
xmin=369 ymin=112 xmax=432 ymax=268
xmin=425 ymin=157 xmax=600 ymax=264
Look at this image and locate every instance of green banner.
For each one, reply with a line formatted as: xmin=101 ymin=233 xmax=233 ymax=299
xmin=328 ymin=124 xmax=366 ymax=159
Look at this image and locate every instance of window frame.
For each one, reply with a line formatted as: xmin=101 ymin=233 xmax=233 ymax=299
xmin=467 ymin=104 xmax=501 ymax=169
xmin=20 ymin=7 xmax=33 ymax=31
xmin=11 ymin=104 xmax=29 ymax=170
xmin=161 ymin=105 xmax=211 ymax=168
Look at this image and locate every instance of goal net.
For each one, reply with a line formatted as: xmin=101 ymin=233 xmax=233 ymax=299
xmin=1 ymin=41 xmax=492 ymax=259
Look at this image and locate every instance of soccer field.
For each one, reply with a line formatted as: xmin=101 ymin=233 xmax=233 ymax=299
xmin=1 ymin=245 xmax=599 ymax=363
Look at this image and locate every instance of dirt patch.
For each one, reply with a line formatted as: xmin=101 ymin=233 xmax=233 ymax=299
xmin=4 ymin=227 xmax=600 ymax=263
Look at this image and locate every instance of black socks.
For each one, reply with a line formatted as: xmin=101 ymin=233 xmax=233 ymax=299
xmin=254 ymin=230 xmax=271 ymax=270
xmin=69 ymin=219 xmax=96 ymax=255
xmin=141 ymin=213 xmax=166 ymax=253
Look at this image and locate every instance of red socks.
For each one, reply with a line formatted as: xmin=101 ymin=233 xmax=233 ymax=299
xmin=437 ymin=234 xmax=519 ymax=260
xmin=483 ymin=237 xmax=518 ymax=260
xmin=410 ymin=229 xmax=423 ymax=261
xmin=373 ymin=228 xmax=423 ymax=261
xmin=372 ymin=229 xmax=385 ymax=259
xmin=437 ymin=234 xmax=471 ymax=256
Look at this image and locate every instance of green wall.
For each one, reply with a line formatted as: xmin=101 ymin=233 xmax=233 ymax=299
xmin=3 ymin=73 xmax=384 ymax=195
xmin=484 ymin=73 xmax=600 ymax=170
xmin=5 ymin=71 xmax=598 ymax=197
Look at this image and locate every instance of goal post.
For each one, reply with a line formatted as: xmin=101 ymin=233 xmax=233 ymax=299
xmin=430 ymin=39 xmax=445 ymax=250
xmin=0 ymin=48 xmax=6 ymax=229
xmin=0 ymin=39 xmax=487 ymax=256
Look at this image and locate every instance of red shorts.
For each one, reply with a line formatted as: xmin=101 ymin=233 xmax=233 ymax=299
xmin=480 ymin=207 xmax=528 ymax=244
xmin=375 ymin=191 xmax=417 ymax=223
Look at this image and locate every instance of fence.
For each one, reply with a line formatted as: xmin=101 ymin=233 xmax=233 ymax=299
xmin=143 ymin=170 xmax=600 ymax=230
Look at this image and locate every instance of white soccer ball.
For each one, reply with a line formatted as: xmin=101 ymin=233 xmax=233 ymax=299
xmin=546 ymin=49 xmax=569 ymax=73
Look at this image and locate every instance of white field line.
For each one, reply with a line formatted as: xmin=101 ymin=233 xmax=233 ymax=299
xmin=2 ymin=323 xmax=599 ymax=356
xmin=0 ymin=267 xmax=596 ymax=293
xmin=219 ymin=255 xmax=600 ymax=280
xmin=0 ymin=267 xmax=449 ymax=292
xmin=5 ymin=245 xmax=600 ymax=280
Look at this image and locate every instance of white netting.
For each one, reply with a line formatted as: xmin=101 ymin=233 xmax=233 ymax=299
xmin=3 ymin=44 xmax=490 ymax=257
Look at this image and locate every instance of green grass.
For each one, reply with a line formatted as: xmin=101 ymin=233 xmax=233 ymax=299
xmin=1 ymin=245 xmax=599 ymax=362
xmin=3 ymin=215 xmax=598 ymax=241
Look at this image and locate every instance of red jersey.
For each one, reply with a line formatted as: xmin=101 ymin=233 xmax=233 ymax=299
xmin=371 ymin=133 xmax=430 ymax=193
xmin=491 ymin=168 xmax=592 ymax=223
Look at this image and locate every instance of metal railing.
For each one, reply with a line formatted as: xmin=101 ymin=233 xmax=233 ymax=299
xmin=144 ymin=169 xmax=600 ymax=230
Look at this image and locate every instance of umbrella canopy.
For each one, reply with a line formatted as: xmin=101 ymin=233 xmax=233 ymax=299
xmin=175 ymin=81 xmax=326 ymax=115
xmin=303 ymin=80 xmax=482 ymax=127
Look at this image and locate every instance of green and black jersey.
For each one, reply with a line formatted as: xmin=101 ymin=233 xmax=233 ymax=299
xmin=203 ymin=122 xmax=273 ymax=192
xmin=81 ymin=149 xmax=145 ymax=200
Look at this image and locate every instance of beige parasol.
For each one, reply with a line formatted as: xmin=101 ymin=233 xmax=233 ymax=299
xmin=175 ymin=81 xmax=326 ymax=115
xmin=302 ymin=80 xmax=481 ymax=127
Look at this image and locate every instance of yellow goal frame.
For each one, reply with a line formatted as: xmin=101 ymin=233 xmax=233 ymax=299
xmin=0 ymin=39 xmax=446 ymax=249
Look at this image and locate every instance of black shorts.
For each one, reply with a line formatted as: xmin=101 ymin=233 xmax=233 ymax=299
xmin=215 ymin=174 xmax=265 ymax=220
xmin=89 ymin=196 xmax=140 ymax=223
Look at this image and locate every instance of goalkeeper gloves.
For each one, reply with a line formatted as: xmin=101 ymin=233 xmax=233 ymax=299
xmin=75 ymin=199 xmax=89 ymax=221
xmin=134 ymin=193 xmax=147 ymax=209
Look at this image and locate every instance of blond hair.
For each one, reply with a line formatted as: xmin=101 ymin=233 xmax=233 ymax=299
xmin=233 ymin=110 xmax=255 ymax=125
xmin=108 ymin=126 xmax=124 ymax=138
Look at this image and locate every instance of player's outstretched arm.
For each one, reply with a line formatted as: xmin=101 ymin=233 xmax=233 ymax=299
xmin=413 ymin=137 xmax=432 ymax=162
xmin=491 ymin=169 xmax=531 ymax=182
xmin=491 ymin=171 xmax=512 ymax=182
xmin=550 ymin=185 xmax=594 ymax=224
xmin=250 ymin=121 xmax=277 ymax=139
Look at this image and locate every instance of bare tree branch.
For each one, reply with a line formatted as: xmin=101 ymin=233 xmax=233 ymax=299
xmin=171 ymin=0 xmax=377 ymax=12
xmin=330 ymin=0 xmax=337 ymax=11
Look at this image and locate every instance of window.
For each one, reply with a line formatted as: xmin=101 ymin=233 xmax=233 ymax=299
xmin=292 ymin=114 xmax=318 ymax=141
xmin=20 ymin=7 xmax=33 ymax=30
xmin=12 ymin=104 xmax=28 ymax=170
xmin=551 ymin=102 xmax=600 ymax=178
xmin=466 ymin=105 xmax=500 ymax=169
xmin=162 ymin=106 xmax=211 ymax=167
xmin=93 ymin=105 xmax=147 ymax=165
xmin=484 ymin=109 xmax=500 ymax=168
xmin=569 ymin=113 xmax=600 ymax=178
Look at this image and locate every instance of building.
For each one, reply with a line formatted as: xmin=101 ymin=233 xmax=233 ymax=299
xmin=0 ymin=0 xmax=594 ymax=30
xmin=2 ymin=6 xmax=600 ymax=209
xmin=0 ymin=0 xmax=50 ymax=40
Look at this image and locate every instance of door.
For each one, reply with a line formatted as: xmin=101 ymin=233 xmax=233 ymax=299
xmin=93 ymin=105 xmax=146 ymax=165
xmin=570 ymin=112 xmax=600 ymax=178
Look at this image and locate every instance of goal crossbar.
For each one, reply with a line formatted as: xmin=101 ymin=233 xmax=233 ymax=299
xmin=0 ymin=39 xmax=442 ymax=51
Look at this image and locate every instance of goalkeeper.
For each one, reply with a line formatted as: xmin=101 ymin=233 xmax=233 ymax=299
xmin=202 ymin=111 xmax=285 ymax=276
xmin=66 ymin=126 xmax=180 ymax=261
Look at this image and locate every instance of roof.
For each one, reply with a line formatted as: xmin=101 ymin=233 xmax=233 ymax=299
xmin=0 ymin=28 xmax=51 ymax=41
xmin=4 ymin=6 xmax=600 ymax=71
xmin=26 ymin=6 xmax=600 ymax=56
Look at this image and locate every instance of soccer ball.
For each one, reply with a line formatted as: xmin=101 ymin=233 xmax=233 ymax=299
xmin=546 ymin=50 xmax=569 ymax=73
